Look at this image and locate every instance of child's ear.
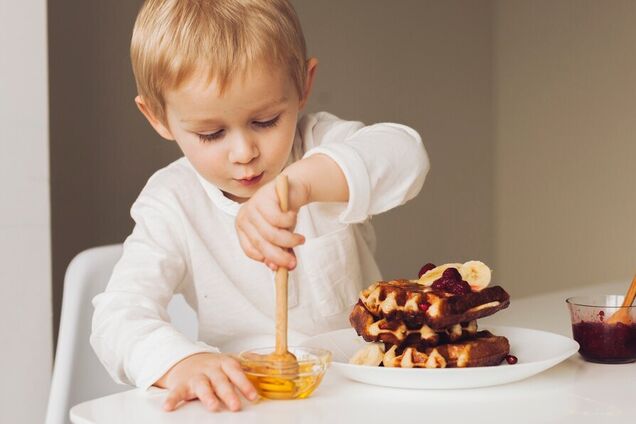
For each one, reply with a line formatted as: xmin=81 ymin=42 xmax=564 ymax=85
xmin=299 ymin=57 xmax=318 ymax=110
xmin=135 ymin=96 xmax=175 ymax=140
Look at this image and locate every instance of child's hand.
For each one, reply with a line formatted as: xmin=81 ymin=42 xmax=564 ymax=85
xmin=235 ymin=176 xmax=307 ymax=270
xmin=155 ymin=352 xmax=258 ymax=412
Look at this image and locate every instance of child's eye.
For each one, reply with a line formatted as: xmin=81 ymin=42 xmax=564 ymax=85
xmin=197 ymin=130 xmax=224 ymax=143
xmin=253 ymin=115 xmax=280 ymax=129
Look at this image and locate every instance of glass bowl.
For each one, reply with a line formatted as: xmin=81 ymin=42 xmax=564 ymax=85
xmin=566 ymin=295 xmax=636 ymax=363
xmin=238 ymin=346 xmax=331 ymax=400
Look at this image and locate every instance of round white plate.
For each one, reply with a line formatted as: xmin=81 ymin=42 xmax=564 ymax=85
xmin=300 ymin=326 xmax=579 ymax=389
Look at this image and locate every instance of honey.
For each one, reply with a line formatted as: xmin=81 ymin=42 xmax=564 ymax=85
xmin=239 ymin=348 xmax=331 ymax=400
xmin=245 ymin=363 xmax=324 ymax=400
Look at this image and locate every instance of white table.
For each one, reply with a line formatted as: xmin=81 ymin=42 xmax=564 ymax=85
xmin=71 ymin=280 xmax=636 ymax=424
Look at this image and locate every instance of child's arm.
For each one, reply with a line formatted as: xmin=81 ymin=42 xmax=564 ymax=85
xmin=236 ymin=112 xmax=429 ymax=270
xmin=91 ymin=185 xmax=257 ymax=411
xmin=235 ymin=153 xmax=347 ymax=271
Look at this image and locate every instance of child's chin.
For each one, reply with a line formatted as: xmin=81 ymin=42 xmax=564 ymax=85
xmin=222 ymin=187 xmax=254 ymax=203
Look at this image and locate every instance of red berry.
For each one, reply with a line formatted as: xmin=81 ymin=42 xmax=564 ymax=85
xmin=441 ymin=267 xmax=462 ymax=282
xmin=505 ymin=355 xmax=518 ymax=365
xmin=418 ymin=302 xmax=430 ymax=312
xmin=431 ymin=278 xmax=472 ymax=295
xmin=418 ymin=263 xmax=436 ymax=278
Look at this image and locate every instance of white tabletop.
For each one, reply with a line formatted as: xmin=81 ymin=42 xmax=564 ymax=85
xmin=71 ymin=280 xmax=636 ymax=424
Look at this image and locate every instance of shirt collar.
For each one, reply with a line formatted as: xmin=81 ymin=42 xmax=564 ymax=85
xmin=184 ymin=158 xmax=242 ymax=216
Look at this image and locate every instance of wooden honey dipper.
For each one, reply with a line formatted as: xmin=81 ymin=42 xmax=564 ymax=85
xmin=606 ymin=272 xmax=636 ymax=325
xmin=262 ymin=174 xmax=299 ymax=373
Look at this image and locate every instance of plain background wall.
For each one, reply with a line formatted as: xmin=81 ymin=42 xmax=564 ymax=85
xmin=49 ymin=0 xmax=183 ymax=344
xmin=296 ymin=1 xmax=495 ymax=280
xmin=0 ymin=1 xmax=52 ymax=423
xmin=48 ymin=0 xmax=494 ymax=339
xmin=495 ymin=0 xmax=636 ymax=297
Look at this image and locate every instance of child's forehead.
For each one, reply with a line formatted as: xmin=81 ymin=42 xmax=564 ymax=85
xmin=175 ymin=59 xmax=290 ymax=94
xmin=164 ymin=61 xmax=296 ymax=118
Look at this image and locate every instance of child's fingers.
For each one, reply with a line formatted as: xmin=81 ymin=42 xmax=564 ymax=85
xmin=236 ymin=229 xmax=265 ymax=262
xmin=191 ymin=375 xmax=221 ymax=412
xmin=163 ymin=384 xmax=190 ymax=411
xmin=241 ymin=221 xmax=296 ymax=269
xmin=264 ymin=260 xmax=277 ymax=271
xmin=207 ymin=370 xmax=242 ymax=412
xmin=258 ymin=204 xmax=298 ymax=229
xmin=250 ymin=211 xmax=305 ymax=249
xmin=264 ymin=250 xmax=297 ymax=270
xmin=221 ymin=358 xmax=259 ymax=401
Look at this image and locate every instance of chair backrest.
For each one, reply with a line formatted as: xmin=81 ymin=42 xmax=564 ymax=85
xmin=45 ymin=244 xmax=198 ymax=424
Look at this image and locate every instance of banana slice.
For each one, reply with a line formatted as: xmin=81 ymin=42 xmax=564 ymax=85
xmin=425 ymin=348 xmax=447 ymax=368
xmin=349 ymin=343 xmax=385 ymax=366
xmin=417 ymin=263 xmax=462 ymax=286
xmin=459 ymin=260 xmax=491 ymax=291
xmin=382 ymin=345 xmax=398 ymax=368
xmin=418 ymin=260 xmax=492 ymax=291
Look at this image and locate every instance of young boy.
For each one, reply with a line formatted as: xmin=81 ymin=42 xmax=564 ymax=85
xmin=91 ymin=0 xmax=429 ymax=413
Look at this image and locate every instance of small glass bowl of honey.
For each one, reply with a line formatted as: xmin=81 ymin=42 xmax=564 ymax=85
xmin=238 ymin=346 xmax=331 ymax=400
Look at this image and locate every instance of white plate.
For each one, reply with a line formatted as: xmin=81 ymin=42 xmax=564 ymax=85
xmin=300 ymin=326 xmax=579 ymax=389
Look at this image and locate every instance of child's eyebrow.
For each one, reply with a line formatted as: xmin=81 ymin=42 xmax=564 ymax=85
xmin=181 ymin=96 xmax=289 ymax=125
xmin=251 ymin=96 xmax=289 ymax=111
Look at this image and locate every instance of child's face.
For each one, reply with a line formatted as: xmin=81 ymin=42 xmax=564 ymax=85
xmin=141 ymin=60 xmax=315 ymax=203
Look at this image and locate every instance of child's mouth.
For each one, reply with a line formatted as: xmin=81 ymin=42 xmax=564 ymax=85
xmin=236 ymin=172 xmax=264 ymax=186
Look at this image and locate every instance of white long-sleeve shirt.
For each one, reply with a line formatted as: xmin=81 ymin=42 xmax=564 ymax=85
xmin=91 ymin=112 xmax=429 ymax=388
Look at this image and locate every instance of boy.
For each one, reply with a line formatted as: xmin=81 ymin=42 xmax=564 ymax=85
xmin=91 ymin=0 xmax=429 ymax=413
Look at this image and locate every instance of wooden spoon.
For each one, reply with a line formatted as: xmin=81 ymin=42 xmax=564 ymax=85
xmin=606 ymin=272 xmax=636 ymax=325
xmin=263 ymin=174 xmax=298 ymax=372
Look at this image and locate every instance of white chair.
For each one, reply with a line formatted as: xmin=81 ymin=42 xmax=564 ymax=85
xmin=45 ymin=244 xmax=198 ymax=424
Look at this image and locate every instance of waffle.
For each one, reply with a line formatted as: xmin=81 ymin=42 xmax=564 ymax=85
xmin=350 ymin=301 xmax=478 ymax=347
xmin=358 ymin=279 xmax=510 ymax=330
xmin=383 ymin=330 xmax=510 ymax=368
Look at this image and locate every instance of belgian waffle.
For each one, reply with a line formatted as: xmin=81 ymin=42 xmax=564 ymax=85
xmin=358 ymin=279 xmax=510 ymax=330
xmin=350 ymin=301 xmax=478 ymax=347
xmin=383 ymin=330 xmax=510 ymax=368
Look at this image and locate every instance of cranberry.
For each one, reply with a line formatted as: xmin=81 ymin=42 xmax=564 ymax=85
xmin=418 ymin=263 xmax=436 ymax=278
xmin=441 ymin=267 xmax=462 ymax=282
xmin=418 ymin=302 xmax=430 ymax=312
xmin=431 ymin=278 xmax=472 ymax=295
xmin=505 ymin=355 xmax=518 ymax=364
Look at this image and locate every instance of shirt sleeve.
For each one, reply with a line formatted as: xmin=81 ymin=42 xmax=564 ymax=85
xmin=90 ymin=187 xmax=219 ymax=389
xmin=300 ymin=112 xmax=430 ymax=223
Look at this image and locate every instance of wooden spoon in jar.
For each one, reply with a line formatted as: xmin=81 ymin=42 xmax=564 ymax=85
xmin=606 ymin=272 xmax=636 ymax=325
xmin=263 ymin=174 xmax=298 ymax=372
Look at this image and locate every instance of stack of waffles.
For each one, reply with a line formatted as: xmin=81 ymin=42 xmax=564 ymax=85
xmin=348 ymin=261 xmax=511 ymax=368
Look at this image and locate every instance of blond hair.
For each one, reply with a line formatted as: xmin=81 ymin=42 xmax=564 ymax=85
xmin=131 ymin=0 xmax=307 ymax=123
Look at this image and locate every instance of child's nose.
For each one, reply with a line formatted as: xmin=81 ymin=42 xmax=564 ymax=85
xmin=228 ymin=132 xmax=259 ymax=164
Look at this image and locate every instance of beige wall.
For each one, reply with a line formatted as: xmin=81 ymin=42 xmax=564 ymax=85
xmin=296 ymin=0 xmax=495 ymax=280
xmin=494 ymin=0 xmax=636 ymax=297
xmin=49 ymin=0 xmax=183 ymax=339
xmin=49 ymin=0 xmax=494 ymax=334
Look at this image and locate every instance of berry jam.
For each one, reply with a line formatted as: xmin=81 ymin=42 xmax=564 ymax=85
xmin=571 ymin=321 xmax=636 ymax=363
